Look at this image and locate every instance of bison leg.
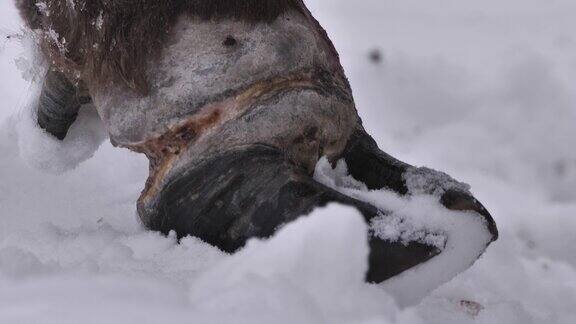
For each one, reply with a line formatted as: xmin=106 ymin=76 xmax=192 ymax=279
xmin=139 ymin=144 xmax=440 ymax=283
xmin=343 ymin=126 xmax=498 ymax=240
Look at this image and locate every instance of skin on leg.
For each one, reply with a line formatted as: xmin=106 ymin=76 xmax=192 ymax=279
xmin=140 ymin=144 xmax=440 ymax=283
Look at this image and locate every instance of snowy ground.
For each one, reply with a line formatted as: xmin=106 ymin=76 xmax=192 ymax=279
xmin=1 ymin=1 xmax=576 ymax=323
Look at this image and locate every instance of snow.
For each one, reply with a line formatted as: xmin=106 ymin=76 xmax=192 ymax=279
xmin=186 ymin=205 xmax=399 ymax=324
xmin=403 ymin=167 xmax=471 ymax=196
xmin=35 ymin=2 xmax=49 ymax=17
xmin=1 ymin=0 xmax=576 ymax=323
xmin=13 ymin=83 xmax=107 ymax=174
xmin=370 ymin=215 xmax=447 ymax=250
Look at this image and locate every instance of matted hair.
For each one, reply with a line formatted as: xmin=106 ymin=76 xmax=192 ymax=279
xmin=15 ymin=0 xmax=308 ymax=95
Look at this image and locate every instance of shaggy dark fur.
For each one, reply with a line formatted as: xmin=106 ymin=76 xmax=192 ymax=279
xmin=15 ymin=0 xmax=307 ymax=94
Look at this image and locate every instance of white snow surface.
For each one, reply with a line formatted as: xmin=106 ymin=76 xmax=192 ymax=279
xmin=1 ymin=1 xmax=576 ymax=323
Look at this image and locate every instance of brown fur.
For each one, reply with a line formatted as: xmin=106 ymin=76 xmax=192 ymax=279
xmin=15 ymin=0 xmax=308 ymax=95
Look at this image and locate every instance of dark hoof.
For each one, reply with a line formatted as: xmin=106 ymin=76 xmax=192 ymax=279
xmin=367 ymin=240 xmax=440 ymax=283
xmin=440 ymin=189 xmax=498 ymax=241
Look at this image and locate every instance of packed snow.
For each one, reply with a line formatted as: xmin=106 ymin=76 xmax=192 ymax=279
xmin=1 ymin=0 xmax=576 ymax=323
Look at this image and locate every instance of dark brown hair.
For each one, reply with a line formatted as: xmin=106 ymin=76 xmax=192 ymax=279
xmin=16 ymin=0 xmax=306 ymax=95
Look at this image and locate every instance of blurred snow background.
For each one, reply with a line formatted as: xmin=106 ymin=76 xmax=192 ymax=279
xmin=1 ymin=0 xmax=576 ymax=323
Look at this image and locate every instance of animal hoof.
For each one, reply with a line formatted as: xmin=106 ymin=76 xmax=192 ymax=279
xmin=440 ymin=189 xmax=498 ymax=241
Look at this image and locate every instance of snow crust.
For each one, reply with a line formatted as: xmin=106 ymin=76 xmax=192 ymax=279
xmin=1 ymin=0 xmax=576 ymax=323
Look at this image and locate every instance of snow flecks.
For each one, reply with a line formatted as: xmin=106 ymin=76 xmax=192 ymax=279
xmin=91 ymin=10 xmax=104 ymax=31
xmin=314 ymin=157 xmax=493 ymax=307
xmin=45 ymin=28 xmax=67 ymax=54
xmin=404 ymin=166 xmax=471 ymax=196
xmin=66 ymin=0 xmax=76 ymax=10
xmin=35 ymin=2 xmax=49 ymax=17
xmin=313 ymin=158 xmax=368 ymax=191
xmin=370 ymin=214 xmax=447 ymax=249
xmin=95 ymin=11 xmax=104 ymax=31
